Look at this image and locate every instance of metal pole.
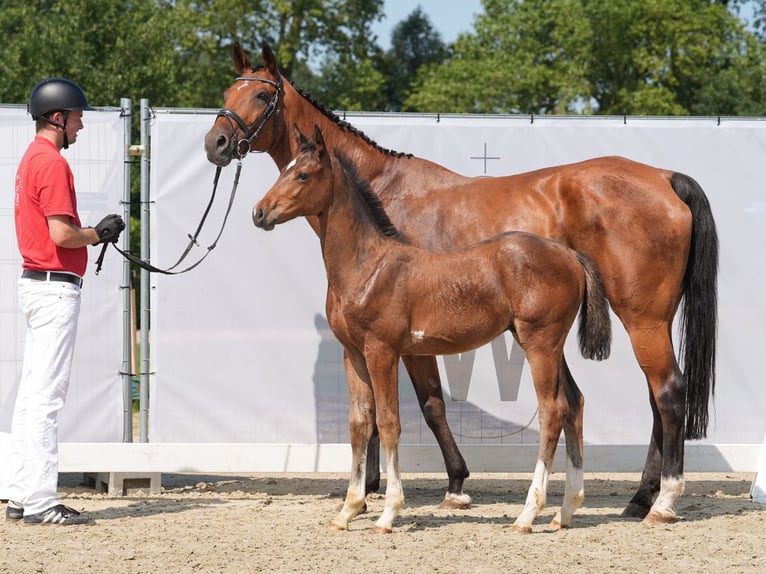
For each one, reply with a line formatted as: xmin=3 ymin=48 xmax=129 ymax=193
xmin=121 ymin=98 xmax=133 ymax=442
xmin=139 ymin=99 xmax=150 ymax=443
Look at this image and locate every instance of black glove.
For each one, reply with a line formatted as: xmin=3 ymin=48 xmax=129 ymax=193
xmin=94 ymin=213 xmax=125 ymax=244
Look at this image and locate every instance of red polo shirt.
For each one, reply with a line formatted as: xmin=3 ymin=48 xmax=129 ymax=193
xmin=14 ymin=136 xmax=87 ymax=277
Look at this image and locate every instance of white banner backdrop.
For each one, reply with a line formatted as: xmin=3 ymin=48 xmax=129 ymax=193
xmin=0 ymin=106 xmax=125 ymax=448
xmin=150 ymin=112 xmax=766 ymax=454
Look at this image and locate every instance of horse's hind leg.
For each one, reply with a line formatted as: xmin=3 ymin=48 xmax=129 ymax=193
xmin=551 ymin=359 xmax=585 ymax=529
xmin=622 ymin=327 xmax=686 ymax=523
xmin=402 ymin=355 xmax=471 ymax=508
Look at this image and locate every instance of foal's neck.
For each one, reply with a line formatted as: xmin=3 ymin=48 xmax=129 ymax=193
xmin=319 ymin=157 xmax=400 ymax=288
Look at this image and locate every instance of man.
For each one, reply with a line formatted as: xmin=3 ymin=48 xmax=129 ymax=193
xmin=5 ymin=78 xmax=125 ymax=525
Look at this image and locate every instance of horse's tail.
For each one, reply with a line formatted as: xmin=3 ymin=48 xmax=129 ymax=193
xmin=576 ymin=252 xmax=612 ymax=361
xmin=670 ymin=172 xmax=719 ymax=440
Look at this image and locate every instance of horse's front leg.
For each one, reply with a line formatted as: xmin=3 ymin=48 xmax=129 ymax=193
xmin=331 ymin=349 xmax=374 ymax=531
xmin=551 ymin=359 xmax=585 ymax=529
xmin=401 ymin=355 xmax=471 ymax=509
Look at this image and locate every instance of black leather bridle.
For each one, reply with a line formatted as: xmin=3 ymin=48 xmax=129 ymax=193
xmin=216 ymin=73 xmax=283 ymax=158
xmin=95 ymin=74 xmax=284 ymax=276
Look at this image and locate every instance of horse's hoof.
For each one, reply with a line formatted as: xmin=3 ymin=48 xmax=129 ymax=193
xmin=328 ymin=522 xmax=347 ymax=532
xmin=643 ymin=509 xmax=678 ymax=525
xmin=365 ymin=480 xmax=381 ymax=494
xmin=438 ymin=492 xmax=471 ymax=509
xmin=372 ymin=526 xmax=393 ymax=534
xmin=621 ymin=502 xmax=650 ymax=519
xmin=511 ymin=524 xmax=533 ymax=534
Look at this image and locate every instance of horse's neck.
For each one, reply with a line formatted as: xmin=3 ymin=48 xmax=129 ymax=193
xmin=276 ymin=83 xmax=391 ymax=178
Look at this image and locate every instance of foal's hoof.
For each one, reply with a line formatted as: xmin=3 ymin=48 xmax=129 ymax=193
xmin=335 ymin=501 xmax=367 ymax=515
xmin=439 ymin=492 xmax=471 ymax=509
xmin=549 ymin=518 xmax=568 ymax=530
xmin=643 ymin=509 xmax=678 ymax=525
xmin=621 ymin=502 xmax=650 ymax=519
xmin=329 ymin=522 xmax=347 ymax=532
xmin=511 ymin=524 xmax=532 ymax=534
xmin=372 ymin=526 xmax=393 ymax=534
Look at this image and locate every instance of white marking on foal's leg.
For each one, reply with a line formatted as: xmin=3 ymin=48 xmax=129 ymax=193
xmin=645 ymin=475 xmax=685 ymax=524
xmin=513 ymin=459 xmax=549 ymax=533
xmin=552 ymin=461 xmax=584 ymax=529
xmin=373 ymin=449 xmax=404 ymax=534
xmin=330 ymin=457 xmax=368 ymax=531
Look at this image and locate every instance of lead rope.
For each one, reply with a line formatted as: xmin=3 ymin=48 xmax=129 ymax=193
xmin=97 ymin=161 xmax=242 ymax=275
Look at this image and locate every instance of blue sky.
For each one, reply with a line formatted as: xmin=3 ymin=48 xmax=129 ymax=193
xmin=372 ymin=0 xmax=484 ymax=50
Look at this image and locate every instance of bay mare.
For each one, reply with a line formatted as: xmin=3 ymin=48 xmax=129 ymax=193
xmin=253 ymin=126 xmax=612 ymax=533
xmin=204 ymin=42 xmax=719 ymax=523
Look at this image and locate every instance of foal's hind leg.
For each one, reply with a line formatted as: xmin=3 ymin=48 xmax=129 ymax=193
xmin=513 ymin=350 xmax=567 ymax=533
xmin=401 ymin=355 xmax=471 ymax=509
xmin=551 ymin=360 xmax=585 ymax=530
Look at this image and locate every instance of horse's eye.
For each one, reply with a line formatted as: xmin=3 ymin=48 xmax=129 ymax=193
xmin=297 ymin=172 xmax=309 ymax=182
xmin=257 ymin=91 xmax=271 ymax=103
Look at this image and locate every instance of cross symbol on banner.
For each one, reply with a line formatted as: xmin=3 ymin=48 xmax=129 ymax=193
xmin=470 ymin=142 xmax=501 ymax=174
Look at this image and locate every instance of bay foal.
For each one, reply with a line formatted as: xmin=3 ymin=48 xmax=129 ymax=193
xmin=254 ymin=126 xmax=611 ymax=533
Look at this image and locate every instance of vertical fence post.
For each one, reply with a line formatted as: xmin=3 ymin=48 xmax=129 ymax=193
xmin=121 ymin=98 xmax=133 ymax=442
xmin=139 ymin=99 xmax=151 ymax=443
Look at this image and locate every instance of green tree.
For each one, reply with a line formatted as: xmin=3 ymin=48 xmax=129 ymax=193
xmin=583 ymin=0 xmax=764 ymax=115
xmin=405 ymin=0 xmax=593 ymax=114
xmin=380 ymin=6 xmax=448 ymax=111
xmin=405 ymin=0 xmax=766 ymax=115
xmin=0 ymin=0 xmax=182 ymax=107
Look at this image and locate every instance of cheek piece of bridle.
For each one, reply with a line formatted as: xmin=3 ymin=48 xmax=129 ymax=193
xmin=216 ymin=74 xmax=283 ymax=158
xmin=98 ymin=74 xmax=284 ymax=276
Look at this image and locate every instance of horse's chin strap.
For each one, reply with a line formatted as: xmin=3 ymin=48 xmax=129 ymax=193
xmin=216 ymin=74 xmax=283 ymax=159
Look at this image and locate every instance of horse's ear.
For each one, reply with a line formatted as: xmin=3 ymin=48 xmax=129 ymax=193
xmin=313 ymin=125 xmax=327 ymax=158
xmin=232 ymin=41 xmax=251 ymax=74
xmin=261 ymin=42 xmax=278 ymax=74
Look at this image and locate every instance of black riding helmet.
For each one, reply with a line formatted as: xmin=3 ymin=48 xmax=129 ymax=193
xmin=28 ymin=77 xmax=94 ymax=149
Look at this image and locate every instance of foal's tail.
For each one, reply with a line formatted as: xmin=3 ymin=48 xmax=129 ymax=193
xmin=576 ymin=253 xmax=612 ymax=361
xmin=671 ymin=172 xmax=719 ymax=440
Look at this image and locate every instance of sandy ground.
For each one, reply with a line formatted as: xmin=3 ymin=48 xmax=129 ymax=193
xmin=1 ymin=471 xmax=763 ymax=574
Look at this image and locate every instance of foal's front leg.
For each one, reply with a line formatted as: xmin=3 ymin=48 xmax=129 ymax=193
xmin=367 ymin=346 xmax=405 ymax=534
xmin=331 ymin=350 xmax=374 ymax=531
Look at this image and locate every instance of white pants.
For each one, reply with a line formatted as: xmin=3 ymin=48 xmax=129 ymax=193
xmin=7 ymin=278 xmax=81 ymax=515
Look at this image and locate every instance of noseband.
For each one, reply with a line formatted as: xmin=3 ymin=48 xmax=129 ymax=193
xmin=216 ymin=74 xmax=282 ymax=158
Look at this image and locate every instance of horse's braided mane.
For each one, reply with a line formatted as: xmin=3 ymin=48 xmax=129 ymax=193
xmin=297 ymin=87 xmax=412 ymax=159
xmin=334 ymin=151 xmax=403 ymax=241
xmin=251 ymin=66 xmax=412 ymax=159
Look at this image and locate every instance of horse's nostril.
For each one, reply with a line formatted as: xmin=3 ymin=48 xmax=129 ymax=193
xmin=216 ymin=134 xmax=228 ymax=150
xmin=253 ymin=207 xmax=264 ymax=225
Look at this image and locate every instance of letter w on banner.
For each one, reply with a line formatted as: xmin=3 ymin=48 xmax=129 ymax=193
xmin=442 ymin=335 xmax=525 ymax=401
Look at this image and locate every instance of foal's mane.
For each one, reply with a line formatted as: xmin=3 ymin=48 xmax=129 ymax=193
xmin=251 ymin=65 xmax=412 ymax=160
xmin=333 ymin=150 xmax=403 ymax=241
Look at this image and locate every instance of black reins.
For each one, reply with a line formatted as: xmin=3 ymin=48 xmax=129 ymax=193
xmin=96 ymin=73 xmax=282 ymax=276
